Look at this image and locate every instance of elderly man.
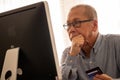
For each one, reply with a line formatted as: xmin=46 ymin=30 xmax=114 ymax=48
xmin=61 ymin=4 xmax=120 ymax=80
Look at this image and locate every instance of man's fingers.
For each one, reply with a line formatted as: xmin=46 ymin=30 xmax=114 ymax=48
xmin=94 ymin=74 xmax=112 ymax=80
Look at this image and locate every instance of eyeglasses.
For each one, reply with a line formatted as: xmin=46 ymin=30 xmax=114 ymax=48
xmin=63 ymin=19 xmax=93 ymax=30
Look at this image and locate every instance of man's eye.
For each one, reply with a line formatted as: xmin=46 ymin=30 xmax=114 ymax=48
xmin=67 ymin=23 xmax=70 ymax=25
xmin=74 ymin=21 xmax=80 ymax=24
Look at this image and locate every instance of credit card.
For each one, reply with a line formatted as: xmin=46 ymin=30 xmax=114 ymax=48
xmin=86 ymin=67 xmax=103 ymax=80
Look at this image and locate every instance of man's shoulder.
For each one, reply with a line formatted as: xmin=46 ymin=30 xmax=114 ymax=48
xmin=104 ymin=34 xmax=120 ymax=37
xmin=104 ymin=34 xmax=120 ymax=38
xmin=102 ymin=34 xmax=120 ymax=42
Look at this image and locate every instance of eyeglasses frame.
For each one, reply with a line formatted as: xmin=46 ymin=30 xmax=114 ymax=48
xmin=63 ymin=19 xmax=93 ymax=30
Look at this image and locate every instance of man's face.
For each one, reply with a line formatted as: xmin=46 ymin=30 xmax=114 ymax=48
xmin=67 ymin=7 xmax=94 ymax=43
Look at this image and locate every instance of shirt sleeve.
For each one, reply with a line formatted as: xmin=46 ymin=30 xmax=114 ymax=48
xmin=61 ymin=47 xmax=78 ymax=80
xmin=109 ymin=35 xmax=120 ymax=80
xmin=114 ymin=36 xmax=120 ymax=75
xmin=109 ymin=35 xmax=120 ymax=78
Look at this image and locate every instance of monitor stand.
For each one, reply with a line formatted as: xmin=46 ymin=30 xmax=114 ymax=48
xmin=0 ymin=47 xmax=61 ymax=80
xmin=0 ymin=47 xmax=20 ymax=80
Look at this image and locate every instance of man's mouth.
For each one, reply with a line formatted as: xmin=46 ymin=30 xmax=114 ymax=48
xmin=70 ymin=33 xmax=77 ymax=40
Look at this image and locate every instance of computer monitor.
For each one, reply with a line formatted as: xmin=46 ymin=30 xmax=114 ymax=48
xmin=0 ymin=1 xmax=61 ymax=80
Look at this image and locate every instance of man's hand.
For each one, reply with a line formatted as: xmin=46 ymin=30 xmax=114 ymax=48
xmin=70 ymin=35 xmax=84 ymax=56
xmin=93 ymin=74 xmax=112 ymax=80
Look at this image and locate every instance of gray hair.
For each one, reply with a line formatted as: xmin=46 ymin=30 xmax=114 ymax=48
xmin=71 ymin=4 xmax=97 ymax=20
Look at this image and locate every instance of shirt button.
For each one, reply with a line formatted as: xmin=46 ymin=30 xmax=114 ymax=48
xmin=89 ymin=61 xmax=92 ymax=64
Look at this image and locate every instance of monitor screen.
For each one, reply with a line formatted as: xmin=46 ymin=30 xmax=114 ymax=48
xmin=0 ymin=1 xmax=61 ymax=80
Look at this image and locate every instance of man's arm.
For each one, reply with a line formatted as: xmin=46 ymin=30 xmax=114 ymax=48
xmin=61 ymin=48 xmax=78 ymax=80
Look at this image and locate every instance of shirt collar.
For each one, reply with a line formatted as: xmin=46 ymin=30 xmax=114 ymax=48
xmin=80 ymin=33 xmax=103 ymax=57
xmin=93 ymin=33 xmax=103 ymax=54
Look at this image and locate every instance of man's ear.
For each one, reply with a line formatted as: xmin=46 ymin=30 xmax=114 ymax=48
xmin=92 ymin=20 xmax=98 ymax=32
